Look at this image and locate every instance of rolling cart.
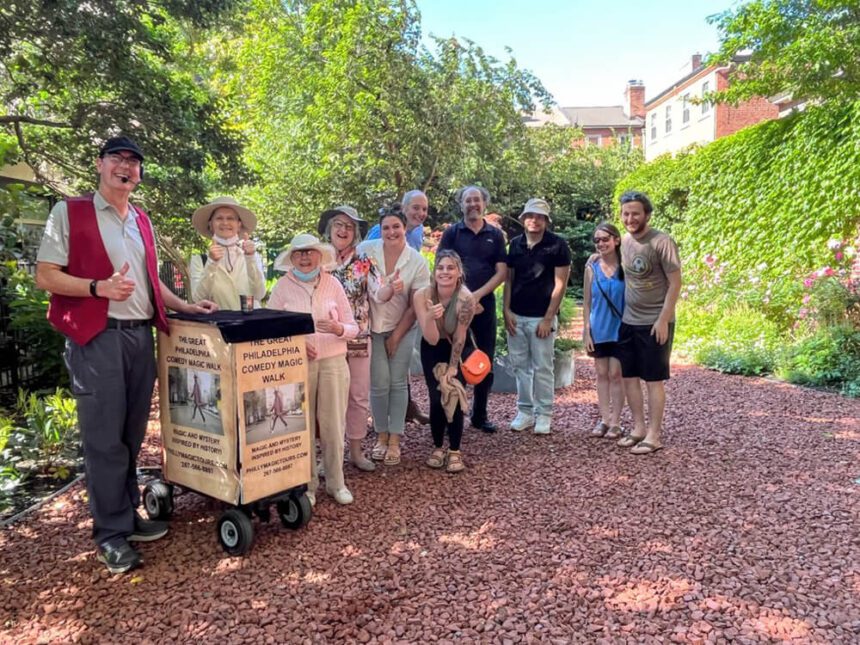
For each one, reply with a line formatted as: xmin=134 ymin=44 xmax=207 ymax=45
xmin=147 ymin=309 xmax=315 ymax=555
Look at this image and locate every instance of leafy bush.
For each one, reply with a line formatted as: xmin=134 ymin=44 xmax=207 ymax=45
xmin=692 ymin=305 xmax=783 ymax=376
xmin=777 ymin=325 xmax=860 ymax=397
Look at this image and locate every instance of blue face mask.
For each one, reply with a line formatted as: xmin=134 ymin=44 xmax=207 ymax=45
xmin=292 ymin=267 xmax=320 ymax=282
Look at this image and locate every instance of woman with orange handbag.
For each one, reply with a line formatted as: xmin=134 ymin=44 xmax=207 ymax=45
xmin=413 ymin=250 xmax=476 ymax=473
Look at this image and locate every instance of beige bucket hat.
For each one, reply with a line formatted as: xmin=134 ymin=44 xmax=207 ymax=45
xmin=192 ymin=196 xmax=257 ymax=237
xmin=518 ymin=198 xmax=552 ymax=223
xmin=317 ymin=205 xmax=369 ymax=238
xmin=273 ymin=233 xmax=337 ymax=272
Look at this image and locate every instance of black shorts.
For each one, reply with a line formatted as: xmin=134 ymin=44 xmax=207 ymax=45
xmin=616 ymin=322 xmax=674 ymax=382
xmin=588 ymin=341 xmax=619 ymax=360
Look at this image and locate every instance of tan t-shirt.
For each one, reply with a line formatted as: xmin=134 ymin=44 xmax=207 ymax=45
xmin=621 ymin=228 xmax=681 ymax=325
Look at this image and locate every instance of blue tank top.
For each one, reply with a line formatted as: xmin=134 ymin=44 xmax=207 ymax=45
xmin=589 ymin=260 xmax=625 ymax=343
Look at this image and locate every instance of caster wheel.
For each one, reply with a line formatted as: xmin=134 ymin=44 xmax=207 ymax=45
xmin=143 ymin=481 xmax=173 ymax=520
xmin=277 ymin=492 xmax=312 ymax=530
xmin=217 ymin=509 xmax=254 ymax=556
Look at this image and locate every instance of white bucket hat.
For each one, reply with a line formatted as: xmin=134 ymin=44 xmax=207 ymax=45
xmin=192 ymin=196 xmax=257 ymax=237
xmin=273 ymin=233 xmax=336 ymax=272
xmin=519 ymin=198 xmax=552 ymax=223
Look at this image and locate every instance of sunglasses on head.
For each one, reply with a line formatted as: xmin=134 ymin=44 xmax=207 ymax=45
xmin=593 ymin=235 xmax=613 ymax=244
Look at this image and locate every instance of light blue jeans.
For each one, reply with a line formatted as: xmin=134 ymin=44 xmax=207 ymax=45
xmin=507 ymin=315 xmax=556 ymax=418
xmin=370 ymin=327 xmax=418 ymax=436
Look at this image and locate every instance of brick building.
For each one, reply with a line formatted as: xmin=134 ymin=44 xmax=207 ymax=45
xmin=644 ymin=54 xmax=779 ymax=161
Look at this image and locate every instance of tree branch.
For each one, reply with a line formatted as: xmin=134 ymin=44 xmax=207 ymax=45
xmin=0 ymin=115 xmax=72 ymax=128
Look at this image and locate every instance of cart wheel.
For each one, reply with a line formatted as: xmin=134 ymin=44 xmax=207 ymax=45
xmin=217 ymin=509 xmax=254 ymax=556
xmin=277 ymin=492 xmax=312 ymax=530
xmin=143 ymin=481 xmax=173 ymax=520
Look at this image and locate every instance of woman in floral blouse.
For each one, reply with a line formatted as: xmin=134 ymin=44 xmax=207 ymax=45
xmin=318 ymin=205 xmax=375 ymax=471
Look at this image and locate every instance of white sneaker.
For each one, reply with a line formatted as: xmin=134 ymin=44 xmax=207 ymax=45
xmin=329 ymin=488 xmax=354 ymax=505
xmin=510 ymin=411 xmax=535 ymax=432
xmin=534 ymin=416 xmax=552 ymax=434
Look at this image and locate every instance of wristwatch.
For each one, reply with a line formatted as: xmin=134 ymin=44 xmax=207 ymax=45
xmin=89 ymin=279 xmax=99 ymax=298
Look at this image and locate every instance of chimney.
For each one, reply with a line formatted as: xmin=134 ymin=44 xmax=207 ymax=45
xmin=692 ymin=53 xmax=702 ymax=71
xmin=624 ymin=80 xmax=645 ymax=119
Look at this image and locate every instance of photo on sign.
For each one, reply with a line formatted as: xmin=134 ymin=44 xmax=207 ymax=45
xmin=167 ymin=367 xmax=223 ymax=435
xmin=243 ymin=382 xmax=306 ymax=445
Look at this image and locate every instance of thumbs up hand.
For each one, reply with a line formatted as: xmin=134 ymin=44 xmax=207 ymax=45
xmin=241 ymin=232 xmax=255 ymax=256
xmin=315 ymin=306 xmax=344 ymax=336
xmin=208 ymin=241 xmax=225 ymax=262
xmin=429 ymin=302 xmax=445 ymax=320
xmin=100 ymin=262 xmax=136 ymax=301
xmin=389 ymin=268 xmax=404 ymax=294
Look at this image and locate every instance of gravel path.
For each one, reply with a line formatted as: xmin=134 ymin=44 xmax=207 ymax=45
xmin=2 ymin=359 xmax=859 ymax=644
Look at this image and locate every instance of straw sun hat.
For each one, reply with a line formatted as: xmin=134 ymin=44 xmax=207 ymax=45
xmin=273 ymin=233 xmax=337 ymax=272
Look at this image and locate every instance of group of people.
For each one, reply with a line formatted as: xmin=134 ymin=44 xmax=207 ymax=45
xmin=35 ymin=135 xmax=681 ymax=575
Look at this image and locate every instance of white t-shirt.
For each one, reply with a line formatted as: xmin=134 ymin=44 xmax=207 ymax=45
xmin=356 ymin=240 xmax=430 ymax=333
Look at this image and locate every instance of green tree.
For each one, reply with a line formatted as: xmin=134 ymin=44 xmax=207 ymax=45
xmin=0 ymin=0 xmax=246 ymax=244
xmin=220 ymin=0 xmax=551 ymax=246
xmin=708 ymin=0 xmax=860 ymax=104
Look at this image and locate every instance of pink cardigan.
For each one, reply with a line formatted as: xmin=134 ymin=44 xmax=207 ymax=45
xmin=267 ymin=271 xmax=358 ymax=360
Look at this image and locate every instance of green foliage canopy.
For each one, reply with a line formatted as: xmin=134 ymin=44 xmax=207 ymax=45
xmin=708 ymin=0 xmax=860 ymax=105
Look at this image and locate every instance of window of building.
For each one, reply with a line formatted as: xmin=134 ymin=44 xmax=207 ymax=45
xmin=682 ymin=94 xmax=690 ymax=124
xmin=665 ymin=105 xmax=672 ymax=134
xmin=650 ymin=113 xmax=657 ymax=140
xmin=586 ymin=134 xmax=602 ymax=146
xmin=702 ymin=81 xmax=711 ymax=115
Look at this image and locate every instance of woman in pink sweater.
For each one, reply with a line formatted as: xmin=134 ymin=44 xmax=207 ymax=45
xmin=268 ymin=234 xmax=358 ymax=506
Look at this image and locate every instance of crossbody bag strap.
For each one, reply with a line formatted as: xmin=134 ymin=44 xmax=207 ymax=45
xmin=591 ymin=262 xmax=623 ymax=320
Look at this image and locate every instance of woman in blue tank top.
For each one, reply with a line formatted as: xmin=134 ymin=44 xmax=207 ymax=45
xmin=582 ymin=222 xmax=625 ymax=439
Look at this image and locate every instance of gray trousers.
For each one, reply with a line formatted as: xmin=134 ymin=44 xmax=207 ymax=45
xmin=65 ymin=326 xmax=156 ymax=546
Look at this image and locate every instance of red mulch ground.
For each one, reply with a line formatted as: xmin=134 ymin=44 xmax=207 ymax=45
xmin=1 ymin=358 xmax=859 ymax=643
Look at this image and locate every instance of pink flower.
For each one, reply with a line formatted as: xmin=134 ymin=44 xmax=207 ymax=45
xmin=835 ymin=251 xmax=844 ymax=261
xmin=798 ymin=308 xmax=808 ymax=319
xmin=803 ymin=278 xmax=814 ymax=288
xmin=704 ymin=253 xmax=716 ymax=267
xmin=802 ymin=294 xmax=811 ymax=304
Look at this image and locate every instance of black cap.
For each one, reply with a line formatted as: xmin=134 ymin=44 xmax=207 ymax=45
xmin=99 ymin=136 xmax=144 ymax=161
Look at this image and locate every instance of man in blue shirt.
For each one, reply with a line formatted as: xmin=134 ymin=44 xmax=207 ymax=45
xmin=365 ymin=190 xmax=428 ymax=251
xmin=436 ymin=185 xmax=507 ymax=432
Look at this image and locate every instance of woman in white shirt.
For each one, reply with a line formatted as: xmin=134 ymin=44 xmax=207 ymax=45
xmin=189 ymin=196 xmax=267 ymax=311
xmin=357 ymin=209 xmax=430 ymax=466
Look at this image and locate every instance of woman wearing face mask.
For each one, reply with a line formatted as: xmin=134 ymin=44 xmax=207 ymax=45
xmin=357 ymin=208 xmax=431 ymax=466
xmin=189 ymin=197 xmax=267 ymax=311
xmin=268 ymin=234 xmax=358 ymax=507
xmin=317 ymin=205 xmax=375 ymax=472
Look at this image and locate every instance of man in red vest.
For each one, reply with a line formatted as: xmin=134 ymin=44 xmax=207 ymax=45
xmin=35 ymin=136 xmax=218 ymax=574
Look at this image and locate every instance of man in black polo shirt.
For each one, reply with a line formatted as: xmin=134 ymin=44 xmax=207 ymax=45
xmin=436 ymin=185 xmax=507 ymax=432
xmin=503 ymin=198 xmax=571 ymax=434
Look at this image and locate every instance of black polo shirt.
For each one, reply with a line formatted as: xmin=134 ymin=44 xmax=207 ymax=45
xmin=506 ymin=230 xmax=571 ymax=317
xmin=437 ymin=220 xmax=507 ymax=299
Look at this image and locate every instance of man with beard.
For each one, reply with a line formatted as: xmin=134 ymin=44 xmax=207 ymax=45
xmin=614 ymin=191 xmax=681 ymax=455
xmin=436 ymin=185 xmax=507 ymax=432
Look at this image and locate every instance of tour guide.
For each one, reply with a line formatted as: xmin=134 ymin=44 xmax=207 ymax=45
xmin=36 ymin=135 xmax=218 ymax=574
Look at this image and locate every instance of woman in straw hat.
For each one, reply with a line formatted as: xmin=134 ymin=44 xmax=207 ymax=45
xmin=268 ymin=233 xmax=358 ymax=506
xmin=189 ymin=196 xmax=266 ymax=310
xmin=318 ymin=205 xmax=376 ymax=472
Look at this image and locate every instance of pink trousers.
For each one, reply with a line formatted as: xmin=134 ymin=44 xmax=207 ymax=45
xmin=345 ymin=348 xmax=371 ymax=441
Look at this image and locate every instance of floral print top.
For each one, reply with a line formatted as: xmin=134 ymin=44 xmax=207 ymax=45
xmin=330 ymin=249 xmax=373 ymax=355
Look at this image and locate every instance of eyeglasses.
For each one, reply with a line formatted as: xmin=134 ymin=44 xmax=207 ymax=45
xmin=105 ymin=153 xmax=141 ymax=168
xmin=593 ymin=236 xmax=613 ymax=244
xmin=331 ymin=221 xmax=355 ymax=231
xmin=292 ymin=249 xmax=316 ymax=256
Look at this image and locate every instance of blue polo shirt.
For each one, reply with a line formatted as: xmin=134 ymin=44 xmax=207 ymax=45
xmin=436 ymin=220 xmax=507 ymax=300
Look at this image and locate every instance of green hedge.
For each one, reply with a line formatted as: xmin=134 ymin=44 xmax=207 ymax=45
xmin=616 ymin=100 xmax=860 ymax=327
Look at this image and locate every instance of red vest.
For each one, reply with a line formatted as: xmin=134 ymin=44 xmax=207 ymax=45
xmin=47 ymin=194 xmax=170 ymax=345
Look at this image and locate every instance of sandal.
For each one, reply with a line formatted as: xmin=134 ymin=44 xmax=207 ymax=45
xmin=371 ymin=432 xmax=388 ymax=461
xmin=590 ymin=422 xmax=609 ymax=437
xmin=426 ymin=447 xmax=447 ymax=469
xmin=446 ymin=450 xmax=465 ymax=473
xmin=631 ymin=441 xmax=663 ymax=455
xmin=605 ymin=425 xmax=623 ymax=440
xmin=383 ymin=443 xmax=401 ymax=466
xmin=617 ymin=433 xmax=646 ymax=448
